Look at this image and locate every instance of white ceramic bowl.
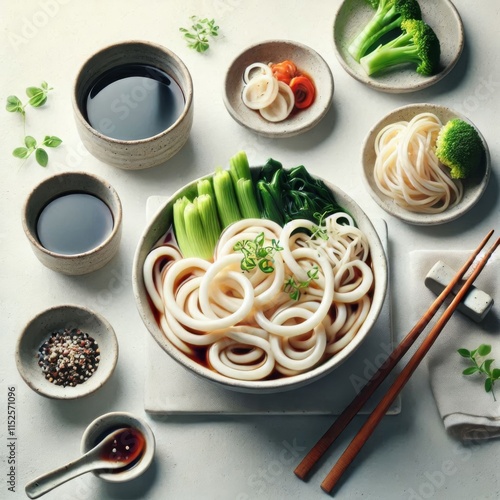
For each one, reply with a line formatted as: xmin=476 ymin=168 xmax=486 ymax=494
xmin=333 ymin=0 xmax=464 ymax=93
xmin=81 ymin=412 xmax=155 ymax=482
xmin=133 ymin=168 xmax=388 ymax=393
xmin=15 ymin=305 xmax=119 ymax=400
xmin=22 ymin=171 xmax=122 ymax=275
xmin=361 ymin=103 xmax=490 ymax=225
xmin=223 ymin=40 xmax=334 ymax=137
xmin=73 ymin=40 xmax=193 ymax=170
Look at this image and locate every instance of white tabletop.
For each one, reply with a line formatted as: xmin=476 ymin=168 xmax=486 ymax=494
xmin=1 ymin=1 xmax=499 ymax=499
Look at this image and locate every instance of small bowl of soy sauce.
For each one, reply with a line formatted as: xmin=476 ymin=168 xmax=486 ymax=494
xmin=81 ymin=412 xmax=155 ymax=482
xmin=22 ymin=171 xmax=122 ymax=275
xmin=73 ymin=40 xmax=194 ymax=170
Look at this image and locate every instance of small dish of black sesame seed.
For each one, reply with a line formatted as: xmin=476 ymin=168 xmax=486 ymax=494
xmin=15 ymin=305 xmax=118 ymax=399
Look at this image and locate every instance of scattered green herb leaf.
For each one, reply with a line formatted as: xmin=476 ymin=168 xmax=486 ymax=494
xmin=234 ymin=232 xmax=283 ymax=274
xmin=179 ymin=16 xmax=219 ymax=53
xmin=12 ymin=135 xmax=62 ymax=167
xmin=35 ymin=148 xmax=49 ymax=167
xmin=458 ymin=344 xmax=500 ymax=401
xmin=284 ymin=266 xmax=320 ymax=301
xmin=5 ymin=82 xmax=53 ymax=116
xmin=6 ymin=95 xmax=24 ymax=115
xmin=6 ymin=82 xmax=61 ymax=168
xmin=42 ymin=135 xmax=63 ymax=148
xmin=12 ymin=147 xmax=30 ymax=159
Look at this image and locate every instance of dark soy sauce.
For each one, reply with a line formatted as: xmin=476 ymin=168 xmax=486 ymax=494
xmin=85 ymin=63 xmax=185 ymax=140
xmin=99 ymin=427 xmax=145 ymax=466
xmin=36 ymin=193 xmax=114 ymax=255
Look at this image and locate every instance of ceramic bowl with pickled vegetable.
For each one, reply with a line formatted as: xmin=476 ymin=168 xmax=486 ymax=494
xmin=223 ymin=40 xmax=334 ymax=138
xmin=133 ymin=151 xmax=387 ymax=394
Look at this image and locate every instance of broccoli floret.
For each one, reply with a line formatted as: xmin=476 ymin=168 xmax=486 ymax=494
xmin=348 ymin=0 xmax=422 ymax=62
xmin=359 ymin=19 xmax=440 ymax=76
xmin=435 ymin=119 xmax=485 ymax=179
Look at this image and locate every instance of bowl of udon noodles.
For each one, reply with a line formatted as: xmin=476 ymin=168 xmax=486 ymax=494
xmin=361 ymin=103 xmax=490 ymax=225
xmin=133 ymin=167 xmax=388 ymax=393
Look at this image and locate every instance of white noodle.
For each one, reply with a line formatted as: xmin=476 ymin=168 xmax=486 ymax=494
xmin=144 ymin=215 xmax=375 ymax=381
xmin=373 ymin=112 xmax=463 ymax=213
xmin=209 ymin=328 xmax=275 ymax=381
xmin=143 ymin=245 xmax=182 ymax=311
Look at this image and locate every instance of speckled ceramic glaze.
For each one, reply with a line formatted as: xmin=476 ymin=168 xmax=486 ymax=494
xmin=73 ymin=40 xmax=193 ymax=169
xmin=223 ymin=40 xmax=334 ymax=138
xmin=15 ymin=305 xmax=118 ymax=400
xmin=132 ymin=168 xmax=388 ymax=394
xmin=81 ymin=412 xmax=155 ymax=482
xmin=22 ymin=171 xmax=122 ymax=275
xmin=361 ymin=103 xmax=491 ymax=225
xmin=333 ymin=0 xmax=464 ymax=93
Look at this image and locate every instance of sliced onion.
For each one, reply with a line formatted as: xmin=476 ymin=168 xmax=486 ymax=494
xmin=243 ymin=62 xmax=273 ymax=84
xmin=242 ymin=75 xmax=279 ymax=110
xmin=259 ymin=82 xmax=295 ymax=122
xmin=259 ymin=93 xmax=289 ymax=122
xmin=277 ymin=81 xmax=295 ymax=116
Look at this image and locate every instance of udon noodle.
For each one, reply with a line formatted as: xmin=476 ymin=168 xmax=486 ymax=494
xmin=143 ymin=214 xmax=374 ymax=381
xmin=374 ymin=112 xmax=463 ymax=213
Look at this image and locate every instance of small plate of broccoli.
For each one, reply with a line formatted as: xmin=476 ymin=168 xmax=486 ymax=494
xmin=333 ymin=0 xmax=464 ymax=93
xmin=361 ymin=103 xmax=491 ymax=225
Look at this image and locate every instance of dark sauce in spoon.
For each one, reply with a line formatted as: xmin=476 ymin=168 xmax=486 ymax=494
xmin=99 ymin=427 xmax=146 ymax=467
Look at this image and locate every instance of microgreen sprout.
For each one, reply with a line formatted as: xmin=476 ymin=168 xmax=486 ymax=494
xmin=6 ymin=81 xmax=53 ymax=117
xmin=6 ymin=81 xmax=62 ymax=167
xmin=179 ymin=16 xmax=219 ymax=53
xmin=284 ymin=266 xmax=320 ymax=301
xmin=458 ymin=344 xmax=500 ymax=401
xmin=233 ymin=232 xmax=283 ymax=274
xmin=12 ymin=135 xmax=62 ymax=167
xmin=311 ymin=210 xmax=331 ymax=241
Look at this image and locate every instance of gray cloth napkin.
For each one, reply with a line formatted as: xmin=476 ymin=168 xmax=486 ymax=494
xmin=410 ymin=250 xmax=500 ymax=440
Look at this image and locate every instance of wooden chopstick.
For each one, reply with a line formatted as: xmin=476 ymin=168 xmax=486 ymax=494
xmin=321 ymin=235 xmax=500 ymax=494
xmin=294 ymin=230 xmax=494 ymax=481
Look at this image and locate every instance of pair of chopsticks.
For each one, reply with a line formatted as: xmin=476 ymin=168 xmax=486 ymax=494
xmin=294 ymin=230 xmax=499 ymax=494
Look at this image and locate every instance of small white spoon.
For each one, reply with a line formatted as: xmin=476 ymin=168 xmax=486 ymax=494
xmin=25 ymin=427 xmax=145 ymax=499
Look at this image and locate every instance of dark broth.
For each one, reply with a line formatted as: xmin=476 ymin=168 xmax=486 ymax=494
xmin=85 ymin=63 xmax=185 ymax=140
xmin=36 ymin=192 xmax=113 ymax=255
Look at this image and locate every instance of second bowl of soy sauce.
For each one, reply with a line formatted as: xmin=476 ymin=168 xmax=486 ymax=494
xmin=22 ymin=171 xmax=122 ymax=275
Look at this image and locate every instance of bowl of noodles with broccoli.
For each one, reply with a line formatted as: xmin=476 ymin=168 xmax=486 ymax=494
xmin=133 ymin=152 xmax=388 ymax=393
xmin=361 ymin=103 xmax=490 ymax=225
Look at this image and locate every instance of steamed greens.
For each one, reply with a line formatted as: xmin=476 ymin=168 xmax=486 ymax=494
xmin=256 ymin=158 xmax=348 ymax=226
xmin=171 ymin=151 xmax=348 ymax=262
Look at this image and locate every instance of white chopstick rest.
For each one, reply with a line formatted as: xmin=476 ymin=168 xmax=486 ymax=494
xmin=425 ymin=260 xmax=493 ymax=322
